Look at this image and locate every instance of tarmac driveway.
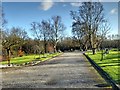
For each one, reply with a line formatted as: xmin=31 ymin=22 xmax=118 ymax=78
xmin=1 ymin=52 xmax=111 ymax=89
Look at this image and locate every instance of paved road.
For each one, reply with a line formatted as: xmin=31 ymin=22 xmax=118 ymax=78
xmin=1 ymin=52 xmax=110 ymax=88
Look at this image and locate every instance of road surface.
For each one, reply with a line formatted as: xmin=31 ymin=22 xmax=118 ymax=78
xmin=1 ymin=52 xmax=111 ymax=88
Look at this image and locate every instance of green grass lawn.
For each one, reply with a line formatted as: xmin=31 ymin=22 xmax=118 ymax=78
xmin=86 ymin=49 xmax=120 ymax=84
xmin=0 ymin=52 xmax=62 ymax=65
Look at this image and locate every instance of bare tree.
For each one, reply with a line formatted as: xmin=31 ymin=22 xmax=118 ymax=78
xmin=72 ymin=21 xmax=89 ymax=51
xmin=70 ymin=2 xmax=108 ymax=54
xmin=31 ymin=22 xmax=42 ymax=56
xmin=0 ymin=6 xmax=7 ymax=58
xmin=49 ymin=16 xmax=66 ymax=52
xmin=1 ymin=6 xmax=7 ymax=28
xmin=2 ymin=27 xmax=28 ymax=66
xmin=99 ymin=22 xmax=110 ymax=60
xmin=40 ymin=20 xmax=51 ymax=53
xmin=31 ymin=20 xmax=50 ymax=53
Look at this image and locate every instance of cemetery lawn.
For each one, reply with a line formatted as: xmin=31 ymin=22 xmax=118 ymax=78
xmin=0 ymin=52 xmax=62 ymax=65
xmin=86 ymin=49 xmax=120 ymax=84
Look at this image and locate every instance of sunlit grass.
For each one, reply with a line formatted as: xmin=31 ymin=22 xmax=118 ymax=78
xmin=86 ymin=49 xmax=120 ymax=84
xmin=0 ymin=52 xmax=62 ymax=65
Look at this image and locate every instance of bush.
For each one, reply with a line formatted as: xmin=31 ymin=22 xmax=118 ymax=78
xmin=18 ymin=50 xmax=24 ymax=57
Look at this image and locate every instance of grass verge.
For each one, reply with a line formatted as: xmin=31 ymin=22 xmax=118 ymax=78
xmin=86 ymin=49 xmax=120 ymax=84
xmin=0 ymin=52 xmax=62 ymax=65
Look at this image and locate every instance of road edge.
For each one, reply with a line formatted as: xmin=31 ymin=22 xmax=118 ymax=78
xmin=83 ymin=53 xmax=120 ymax=90
xmin=0 ymin=53 xmax=63 ymax=69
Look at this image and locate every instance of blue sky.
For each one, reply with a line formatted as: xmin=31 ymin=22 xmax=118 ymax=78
xmin=2 ymin=2 xmax=118 ymax=38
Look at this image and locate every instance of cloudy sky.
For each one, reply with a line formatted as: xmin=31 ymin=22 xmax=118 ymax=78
xmin=2 ymin=2 xmax=118 ymax=38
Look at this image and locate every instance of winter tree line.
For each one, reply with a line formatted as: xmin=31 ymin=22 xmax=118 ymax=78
xmin=1 ymin=2 xmax=119 ymax=61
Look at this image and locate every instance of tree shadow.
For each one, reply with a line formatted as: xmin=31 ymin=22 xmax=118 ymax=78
xmin=95 ymin=83 xmax=111 ymax=88
xmin=115 ymin=80 xmax=120 ymax=84
xmin=104 ymin=54 xmax=120 ymax=60
xmin=98 ymin=60 xmax=120 ymax=65
xmin=98 ymin=61 xmax=120 ymax=67
xmin=100 ymin=63 xmax=119 ymax=67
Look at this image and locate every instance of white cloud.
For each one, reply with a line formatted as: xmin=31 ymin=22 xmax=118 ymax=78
xmin=39 ymin=0 xmax=54 ymax=11
xmin=70 ymin=2 xmax=82 ymax=7
xmin=110 ymin=8 xmax=118 ymax=14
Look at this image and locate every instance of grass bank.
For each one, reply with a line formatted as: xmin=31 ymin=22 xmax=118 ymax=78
xmin=0 ymin=52 xmax=62 ymax=65
xmin=86 ymin=49 xmax=120 ymax=84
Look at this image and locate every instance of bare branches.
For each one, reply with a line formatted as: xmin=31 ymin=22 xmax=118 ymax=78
xmin=50 ymin=16 xmax=66 ymax=52
xmin=2 ymin=27 xmax=28 ymax=49
xmin=31 ymin=22 xmax=41 ymax=40
xmin=70 ymin=2 xmax=110 ymax=54
xmin=30 ymin=15 xmax=66 ymax=53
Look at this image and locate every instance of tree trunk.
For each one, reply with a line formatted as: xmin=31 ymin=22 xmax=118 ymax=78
xmin=82 ymin=46 xmax=86 ymax=51
xmin=89 ymin=34 xmax=92 ymax=50
xmin=7 ymin=48 xmax=10 ymax=66
xmin=92 ymin=48 xmax=96 ymax=55
xmin=82 ymin=44 xmax=87 ymax=51
xmin=54 ymin=44 xmax=57 ymax=53
xmin=44 ymin=41 xmax=47 ymax=53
